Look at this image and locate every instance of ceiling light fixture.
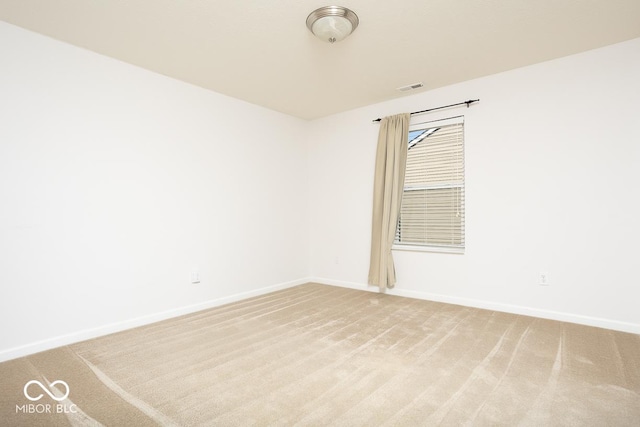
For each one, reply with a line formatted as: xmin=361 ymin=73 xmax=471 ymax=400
xmin=306 ymin=6 xmax=359 ymax=43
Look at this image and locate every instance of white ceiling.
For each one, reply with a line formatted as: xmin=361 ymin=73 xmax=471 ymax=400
xmin=1 ymin=0 xmax=639 ymax=120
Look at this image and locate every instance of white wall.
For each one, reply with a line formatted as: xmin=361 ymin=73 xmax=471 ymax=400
xmin=308 ymin=38 xmax=640 ymax=333
xmin=0 ymin=22 xmax=309 ymax=360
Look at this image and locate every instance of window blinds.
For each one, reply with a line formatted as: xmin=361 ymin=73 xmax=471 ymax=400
xmin=396 ymin=117 xmax=465 ymax=249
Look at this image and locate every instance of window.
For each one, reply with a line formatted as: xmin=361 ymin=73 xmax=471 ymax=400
xmin=395 ymin=116 xmax=465 ymax=252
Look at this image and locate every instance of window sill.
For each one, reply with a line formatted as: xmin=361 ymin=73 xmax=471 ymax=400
xmin=392 ymin=244 xmax=464 ymax=255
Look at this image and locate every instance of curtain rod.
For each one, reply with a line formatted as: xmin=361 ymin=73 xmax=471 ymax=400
xmin=372 ymin=99 xmax=480 ymax=123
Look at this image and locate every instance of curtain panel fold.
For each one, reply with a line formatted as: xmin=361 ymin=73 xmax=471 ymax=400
xmin=368 ymin=113 xmax=410 ymax=291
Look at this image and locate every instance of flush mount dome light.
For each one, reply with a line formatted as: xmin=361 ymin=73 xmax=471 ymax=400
xmin=306 ymin=6 xmax=359 ymax=43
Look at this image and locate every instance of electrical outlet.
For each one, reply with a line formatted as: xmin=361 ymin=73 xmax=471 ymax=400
xmin=539 ymin=272 xmax=549 ymax=286
xmin=190 ymin=271 xmax=201 ymax=284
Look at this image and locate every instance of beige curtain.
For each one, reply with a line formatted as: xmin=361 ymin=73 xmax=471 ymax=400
xmin=368 ymin=113 xmax=410 ymax=291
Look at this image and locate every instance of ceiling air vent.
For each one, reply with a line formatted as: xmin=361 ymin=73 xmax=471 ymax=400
xmin=396 ymin=82 xmax=424 ymax=92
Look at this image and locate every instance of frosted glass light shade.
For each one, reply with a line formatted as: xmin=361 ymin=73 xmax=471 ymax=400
xmin=306 ymin=6 xmax=359 ymax=43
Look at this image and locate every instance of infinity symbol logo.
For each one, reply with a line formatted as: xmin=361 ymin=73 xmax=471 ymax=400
xmin=23 ymin=380 xmax=70 ymax=402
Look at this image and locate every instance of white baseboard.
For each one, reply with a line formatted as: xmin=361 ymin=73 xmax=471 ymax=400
xmin=0 ymin=278 xmax=310 ymax=363
xmin=310 ymin=277 xmax=640 ymax=335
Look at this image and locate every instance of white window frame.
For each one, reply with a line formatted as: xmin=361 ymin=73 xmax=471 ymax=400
xmin=393 ymin=115 xmax=465 ymax=254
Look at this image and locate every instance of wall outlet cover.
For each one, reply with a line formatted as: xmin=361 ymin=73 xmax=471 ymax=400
xmin=539 ymin=272 xmax=549 ymax=286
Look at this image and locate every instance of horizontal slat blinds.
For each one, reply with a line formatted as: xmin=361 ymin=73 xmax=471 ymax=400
xmin=396 ymin=118 xmax=465 ymax=249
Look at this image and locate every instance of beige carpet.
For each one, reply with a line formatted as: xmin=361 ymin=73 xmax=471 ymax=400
xmin=1 ymin=283 xmax=639 ymax=426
